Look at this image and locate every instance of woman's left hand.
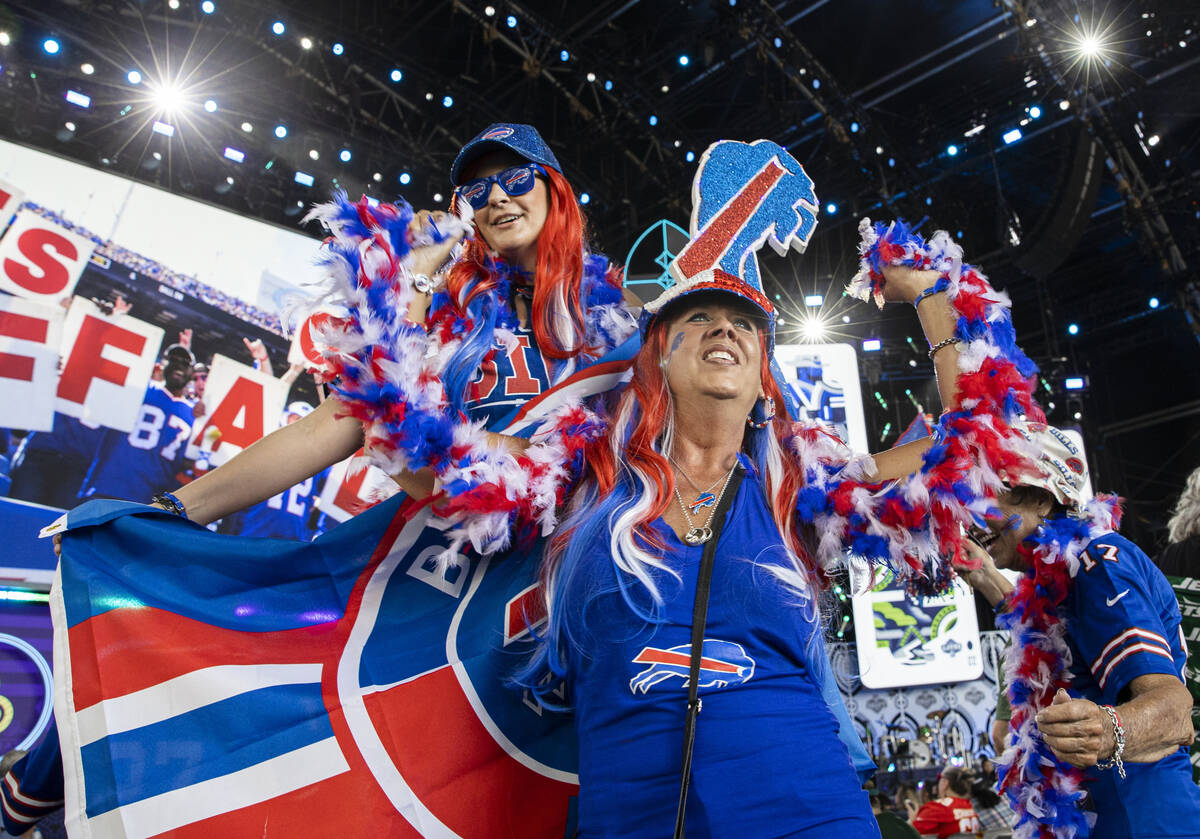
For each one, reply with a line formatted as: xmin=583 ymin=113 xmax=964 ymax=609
xmin=408 ymin=210 xmax=468 ymax=278
xmin=879 ymin=265 xmax=942 ymax=305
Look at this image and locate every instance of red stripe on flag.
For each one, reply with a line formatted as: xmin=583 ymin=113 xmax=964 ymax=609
xmin=363 ymin=667 xmax=576 ymax=839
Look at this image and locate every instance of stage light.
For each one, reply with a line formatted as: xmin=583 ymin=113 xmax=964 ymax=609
xmin=271 ymin=21 xmax=284 ymax=35
xmin=339 ymin=149 xmax=351 ymax=162
xmin=580 ymin=192 xmax=591 ymax=205
xmin=800 ymin=316 xmax=827 ymax=342
xmin=850 ymin=121 xmax=859 ymax=133
xmin=332 ymin=42 xmax=344 ymax=55
xmin=661 ymin=84 xmax=670 ymax=93
xmin=151 ymin=82 xmax=184 ymax=111
xmin=862 ymin=338 xmax=881 ymax=352
xmin=201 ymin=1 xmax=215 ymax=14
xmin=686 ymin=151 xmax=695 ymax=162
xmin=294 ymin=171 xmax=315 ymax=187
xmin=80 ymin=62 xmax=94 ymax=74
xmin=442 ymin=95 xmax=453 ymax=107
xmin=372 ymin=172 xmax=382 ymax=182
xmin=673 ymin=140 xmax=681 ymax=148
xmin=1073 ymin=411 xmax=1082 ymax=420
xmin=604 ymin=79 xmax=613 ymax=90
xmin=1148 ymin=134 xmax=1160 ymax=147
xmin=812 ymin=78 xmax=820 ymax=89
xmin=65 ymin=90 xmax=91 ymax=108
xmin=399 ymin=172 xmax=411 ymax=185
xmin=888 ymin=157 xmax=895 ymax=167
xmin=309 ymin=149 xmax=319 ymax=160
xmin=203 ymin=98 xmax=217 ymax=112
xmin=875 ymin=145 xmax=883 ymax=154
xmin=42 ymin=38 xmax=60 ymax=55
xmin=1025 ymin=17 xmax=1036 ymax=27
xmin=1149 ymin=297 xmax=1160 ymax=309
xmin=648 ymin=115 xmax=658 ymax=126
xmin=300 ymin=37 xmax=313 ymax=49
xmin=433 ymin=192 xmax=444 ymax=203
xmin=274 ymin=124 xmax=287 ymax=139
xmin=560 ymin=50 xmax=569 ymax=61
xmin=223 ymin=147 xmax=244 ymax=163
xmin=947 ymin=144 xmax=958 ymax=156
xmin=805 ymin=294 xmax=823 ymax=307
xmin=586 ymin=72 xmax=596 ymax=82
xmin=964 ymin=124 xmax=984 ymax=137
xmin=168 ymin=0 xmax=180 ymax=8
xmin=241 ymin=121 xmax=253 ymax=132
xmin=1002 ymin=128 xmax=1022 ymax=144
xmin=1029 ymin=105 xmax=1042 ymax=119
xmin=1078 ymin=35 xmax=1101 ymax=57
xmin=152 ymin=120 xmax=175 ymax=137
xmin=506 ymin=14 xmax=517 ymax=28
xmin=925 ymin=196 xmax=932 ymax=206
xmin=484 ymin=5 xmax=495 ymax=16
xmin=773 ymin=37 xmax=782 ymax=48
xmin=1064 ymin=377 xmax=1085 ymax=390
xmin=841 ymin=315 xmax=851 ymax=324
xmin=0 ymin=32 xmax=9 ymax=47
xmin=1067 ymin=323 xmax=1079 ymax=335
xmin=389 ymin=68 xmax=402 ymax=82
xmin=64 ymin=121 xmax=75 ymax=132
xmin=1059 ymin=99 xmax=1070 ymax=110
xmin=826 ymin=202 xmax=837 ymax=214
xmin=127 ymin=69 xmax=142 ymax=85
xmin=678 ymin=54 xmax=689 ymax=66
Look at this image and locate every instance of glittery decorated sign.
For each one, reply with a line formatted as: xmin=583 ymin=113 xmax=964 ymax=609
xmin=670 ymin=139 xmax=819 ymax=291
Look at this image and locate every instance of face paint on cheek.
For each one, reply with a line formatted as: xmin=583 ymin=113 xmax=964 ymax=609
xmin=661 ymin=331 xmax=685 ymax=368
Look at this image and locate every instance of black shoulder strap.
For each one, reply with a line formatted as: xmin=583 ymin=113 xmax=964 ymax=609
xmin=673 ymin=465 xmax=745 ymax=839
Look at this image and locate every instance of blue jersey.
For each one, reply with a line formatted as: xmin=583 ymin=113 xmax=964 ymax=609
xmin=566 ymin=467 xmax=877 ymax=838
xmin=220 ymin=468 xmax=330 ymax=541
xmin=465 ymin=324 xmax=551 ymax=428
xmin=1063 ymin=532 xmax=1200 ymax=838
xmin=83 ymin=384 xmax=196 ymax=503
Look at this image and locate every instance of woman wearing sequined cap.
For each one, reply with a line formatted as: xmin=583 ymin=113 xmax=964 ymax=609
xmin=515 ymin=246 xmax=1000 ymax=836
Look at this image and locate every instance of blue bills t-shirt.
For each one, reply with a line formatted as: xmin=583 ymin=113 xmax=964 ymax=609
xmin=566 ymin=466 xmax=877 ymax=838
xmin=465 ymin=324 xmax=551 ymax=428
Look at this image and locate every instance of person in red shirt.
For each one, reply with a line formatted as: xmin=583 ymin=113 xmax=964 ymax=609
xmin=911 ymin=766 xmax=980 ymax=838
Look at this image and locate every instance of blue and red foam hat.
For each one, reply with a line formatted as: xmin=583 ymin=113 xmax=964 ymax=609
xmin=640 ymin=267 xmax=776 ymax=342
xmin=450 ymin=123 xmax=563 ymax=186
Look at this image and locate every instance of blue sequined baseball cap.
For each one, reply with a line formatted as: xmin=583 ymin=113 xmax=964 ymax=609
xmin=450 ymin=123 xmax=562 ymax=185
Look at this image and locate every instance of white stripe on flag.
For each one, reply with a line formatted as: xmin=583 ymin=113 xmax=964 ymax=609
xmin=86 ymin=736 xmax=349 ymax=839
xmin=76 ymin=663 xmax=323 ymax=747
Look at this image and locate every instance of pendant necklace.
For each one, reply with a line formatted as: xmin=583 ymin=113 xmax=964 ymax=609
xmin=668 ymin=454 xmax=728 ymax=514
xmin=671 ymin=460 xmax=737 ymax=546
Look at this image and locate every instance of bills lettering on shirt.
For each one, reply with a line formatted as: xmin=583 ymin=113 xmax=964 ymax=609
xmin=467 ymin=327 xmax=550 ymax=427
xmin=81 ymin=383 xmax=196 ymax=503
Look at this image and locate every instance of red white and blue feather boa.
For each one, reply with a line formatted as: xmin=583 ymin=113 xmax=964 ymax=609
xmin=802 ymin=218 xmax=1041 ymax=590
xmin=995 ymin=496 xmax=1123 ymax=839
xmin=300 ymin=193 xmax=629 ymax=562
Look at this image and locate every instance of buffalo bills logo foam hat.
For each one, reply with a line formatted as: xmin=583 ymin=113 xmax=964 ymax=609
xmin=450 ymin=123 xmax=562 ymax=185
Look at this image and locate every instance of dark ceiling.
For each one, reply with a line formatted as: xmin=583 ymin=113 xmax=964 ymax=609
xmin=1 ymin=0 xmax=1199 ymax=546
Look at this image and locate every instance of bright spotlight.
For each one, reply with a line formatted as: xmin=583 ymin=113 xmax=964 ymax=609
xmin=168 ymin=0 xmax=180 ymax=8
xmin=1078 ymin=35 xmax=1101 ymax=57
xmin=151 ymin=82 xmax=184 ymax=111
xmin=678 ymin=54 xmax=689 ymax=66
xmin=580 ymin=192 xmax=591 ymax=205
xmin=389 ymin=68 xmax=402 ymax=82
xmin=241 ymin=121 xmax=253 ymax=132
xmin=1059 ymin=99 xmax=1070 ymax=110
xmin=332 ymin=42 xmax=344 ymax=55
xmin=947 ymin=144 xmax=958 ymax=156
xmin=850 ymin=121 xmax=859 ymax=133
xmin=484 ymin=5 xmax=495 ymax=16
xmin=506 ymin=14 xmax=517 ymax=28
xmin=80 ymin=62 xmax=94 ymax=75
xmin=861 ymin=338 xmax=881 ymax=352
xmin=294 ymin=171 xmax=315 ymax=187
xmin=804 ymin=294 xmax=824 ymax=307
xmin=826 ymin=202 xmax=838 ymax=214
xmin=271 ymin=21 xmax=284 ymax=35
xmin=309 ymin=149 xmax=319 ymax=160
xmin=203 ymin=98 xmax=217 ymax=112
xmin=1029 ymin=105 xmax=1042 ymax=119
xmin=586 ymin=72 xmax=597 ymax=82
xmin=399 ymin=172 xmax=411 ymax=185
xmin=223 ymin=147 xmax=245 ymax=163
xmin=127 ymin=69 xmax=142 ymax=85
xmin=1067 ymin=323 xmax=1079 ymax=335
xmin=299 ymin=37 xmax=312 ymax=49
xmin=1002 ymin=128 xmax=1022 ymax=144
xmin=151 ymin=120 xmax=175 ymax=137
xmin=42 ymin=38 xmax=60 ymax=55
xmin=1147 ymin=134 xmax=1160 ymax=147
xmin=65 ymin=90 xmax=91 ymax=108
xmin=800 ymin=316 xmax=827 ymax=342
xmin=372 ymin=172 xmax=382 ymax=182
xmin=442 ymin=95 xmax=453 ymax=107
xmin=339 ymin=149 xmax=351 ymax=162
xmin=648 ymin=115 xmax=658 ymax=126
xmin=560 ymin=50 xmax=569 ymax=61
xmin=1149 ymin=297 xmax=1160 ymax=309
xmin=685 ymin=151 xmax=695 ymax=162
xmin=0 ymin=32 xmax=10 ymax=47
xmin=433 ymin=192 xmax=444 ymax=203
xmin=201 ymin=1 xmax=215 ymax=14
xmin=274 ymin=124 xmax=287 ymax=139
xmin=1064 ymin=377 xmax=1085 ymax=390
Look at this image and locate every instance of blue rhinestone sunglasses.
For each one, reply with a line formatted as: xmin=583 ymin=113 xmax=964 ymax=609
xmin=456 ymin=163 xmax=547 ymax=210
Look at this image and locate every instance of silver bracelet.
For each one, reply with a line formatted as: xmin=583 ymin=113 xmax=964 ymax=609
xmin=1094 ymin=704 xmax=1126 ymax=779
xmin=927 ymin=337 xmax=961 ymax=360
xmin=412 ymin=272 xmax=441 ymax=294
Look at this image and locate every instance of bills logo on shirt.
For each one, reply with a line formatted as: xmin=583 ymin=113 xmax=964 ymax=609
xmin=629 ymin=640 xmax=756 ymax=693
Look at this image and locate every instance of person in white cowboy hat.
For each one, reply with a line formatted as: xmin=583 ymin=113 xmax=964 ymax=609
xmin=957 ymin=420 xmax=1199 ymax=839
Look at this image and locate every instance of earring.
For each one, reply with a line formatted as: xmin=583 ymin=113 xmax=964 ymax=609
xmin=746 ymin=396 xmax=776 ymax=429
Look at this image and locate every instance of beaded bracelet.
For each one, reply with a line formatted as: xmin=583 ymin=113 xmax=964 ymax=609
xmin=927 ymin=337 xmax=959 ymax=360
xmin=1095 ymin=704 xmax=1127 ymax=779
xmin=151 ymin=491 xmax=189 ymax=521
xmin=912 ymin=284 xmax=941 ymax=308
